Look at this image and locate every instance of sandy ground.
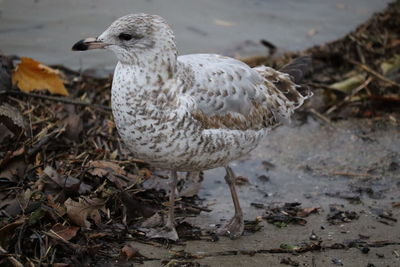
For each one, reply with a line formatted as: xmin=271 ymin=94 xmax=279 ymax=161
xmin=109 ymin=114 xmax=400 ymax=266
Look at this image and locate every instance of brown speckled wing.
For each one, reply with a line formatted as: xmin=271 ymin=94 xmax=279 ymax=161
xmin=178 ymin=54 xmax=310 ymax=131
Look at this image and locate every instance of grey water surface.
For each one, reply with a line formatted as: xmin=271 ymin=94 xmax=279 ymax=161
xmin=0 ymin=0 xmax=392 ymax=72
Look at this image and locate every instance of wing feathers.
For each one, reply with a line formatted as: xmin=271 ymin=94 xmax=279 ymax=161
xmin=177 ymin=54 xmax=311 ymax=131
xmin=279 ymin=56 xmax=312 ymax=84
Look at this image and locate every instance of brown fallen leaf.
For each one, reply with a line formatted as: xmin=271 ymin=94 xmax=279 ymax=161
xmin=87 ymin=160 xmax=139 ymax=189
xmin=121 ymin=192 xmax=155 ymax=222
xmin=51 ymin=223 xmax=79 ymax=241
xmin=63 ymin=113 xmax=83 ymax=141
xmin=139 ymin=168 xmax=152 ymax=178
xmin=0 ymin=157 xmax=27 ymax=182
xmin=12 ymin=57 xmax=69 ymax=96
xmin=392 ymin=202 xmax=400 ymax=208
xmin=120 ymin=243 xmax=142 ymax=260
xmin=47 ymin=195 xmax=67 ymax=217
xmin=297 ymin=207 xmax=320 ymax=217
xmin=42 ymin=166 xmax=92 ymax=194
xmin=64 ymin=197 xmax=106 ymax=229
xmin=0 ymin=103 xmax=25 ymax=140
xmin=88 ymin=232 xmax=110 ymax=239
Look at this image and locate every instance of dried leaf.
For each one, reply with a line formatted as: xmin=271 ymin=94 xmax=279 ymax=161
xmin=120 ymin=243 xmax=141 ymax=260
xmin=141 ymin=212 xmax=163 ymax=228
xmin=121 ymin=192 xmax=155 ymax=222
xmin=12 ymin=57 xmax=69 ymax=96
xmin=0 ymin=157 xmax=26 ymax=182
xmin=88 ymin=232 xmax=109 ymax=239
xmin=64 ymin=197 xmax=106 ymax=229
xmin=87 ymin=160 xmax=139 ymax=189
xmin=390 ymin=39 xmax=400 ymax=48
xmin=47 ymin=195 xmax=67 ymax=217
xmin=0 ymin=103 xmax=25 ymax=137
xmin=297 ymin=207 xmax=319 ymax=217
xmin=380 ymin=54 xmax=400 ymax=75
xmin=51 ymin=223 xmax=79 ymax=241
xmin=43 ymin=166 xmax=92 ymax=194
xmin=330 ymin=74 xmax=366 ymax=94
xmin=88 ymin=160 xmax=125 ymax=176
xmin=392 ymin=202 xmax=400 ymax=208
xmin=63 ymin=113 xmax=83 ymax=141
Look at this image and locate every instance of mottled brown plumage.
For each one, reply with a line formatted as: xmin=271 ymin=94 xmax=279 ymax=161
xmin=72 ymin=13 xmax=312 ymax=240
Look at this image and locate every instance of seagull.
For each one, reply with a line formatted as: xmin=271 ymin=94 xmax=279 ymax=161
xmin=72 ymin=13 xmax=311 ymax=239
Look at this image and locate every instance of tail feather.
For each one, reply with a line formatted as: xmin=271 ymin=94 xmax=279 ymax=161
xmin=279 ymin=56 xmax=312 ymax=84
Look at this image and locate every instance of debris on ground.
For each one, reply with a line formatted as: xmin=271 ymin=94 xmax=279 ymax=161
xmin=243 ymin=1 xmax=400 ymax=120
xmin=263 ymin=202 xmax=319 ymax=227
xmin=280 ymin=257 xmax=300 ymax=266
xmin=327 ymin=204 xmax=359 ymax=224
xmin=244 ymin=216 xmax=263 ymax=234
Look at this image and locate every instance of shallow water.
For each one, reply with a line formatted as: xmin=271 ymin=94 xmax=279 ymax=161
xmin=0 ymin=0 xmax=392 ymax=71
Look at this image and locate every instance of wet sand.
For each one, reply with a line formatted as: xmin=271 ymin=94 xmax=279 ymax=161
xmin=127 ymin=115 xmax=400 ymax=266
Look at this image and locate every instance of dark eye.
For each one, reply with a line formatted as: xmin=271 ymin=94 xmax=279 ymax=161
xmin=118 ymin=33 xmax=133 ymax=41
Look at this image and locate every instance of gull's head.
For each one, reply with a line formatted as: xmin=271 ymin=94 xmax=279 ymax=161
xmin=72 ymin=14 xmax=176 ymax=64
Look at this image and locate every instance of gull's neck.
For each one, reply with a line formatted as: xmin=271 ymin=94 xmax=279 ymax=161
xmin=113 ymin=45 xmax=179 ymax=108
xmin=121 ymin=36 xmax=178 ymax=82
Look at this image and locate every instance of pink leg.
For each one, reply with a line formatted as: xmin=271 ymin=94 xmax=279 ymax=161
xmin=217 ymin=166 xmax=244 ymax=239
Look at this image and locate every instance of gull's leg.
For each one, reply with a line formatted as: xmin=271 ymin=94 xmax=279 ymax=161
xmin=217 ymin=165 xmax=244 ymax=239
xmin=165 ymin=170 xmax=178 ymax=230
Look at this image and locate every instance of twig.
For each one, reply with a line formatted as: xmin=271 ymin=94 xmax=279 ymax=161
xmin=367 ymin=95 xmax=400 ymax=103
xmin=44 ymin=230 xmax=80 ymax=250
xmin=182 ymin=203 xmax=212 ymax=213
xmin=345 ymin=58 xmax=400 ymax=88
xmin=308 ymin=108 xmax=335 ymax=128
xmin=27 ymin=131 xmax=58 ymax=158
xmin=0 ymin=90 xmax=111 ymax=112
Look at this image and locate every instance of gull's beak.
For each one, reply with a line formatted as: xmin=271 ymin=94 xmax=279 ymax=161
xmin=72 ymin=37 xmax=107 ymax=51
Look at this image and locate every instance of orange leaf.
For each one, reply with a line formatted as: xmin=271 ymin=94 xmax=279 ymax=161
xmin=12 ymin=57 xmax=69 ymax=96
